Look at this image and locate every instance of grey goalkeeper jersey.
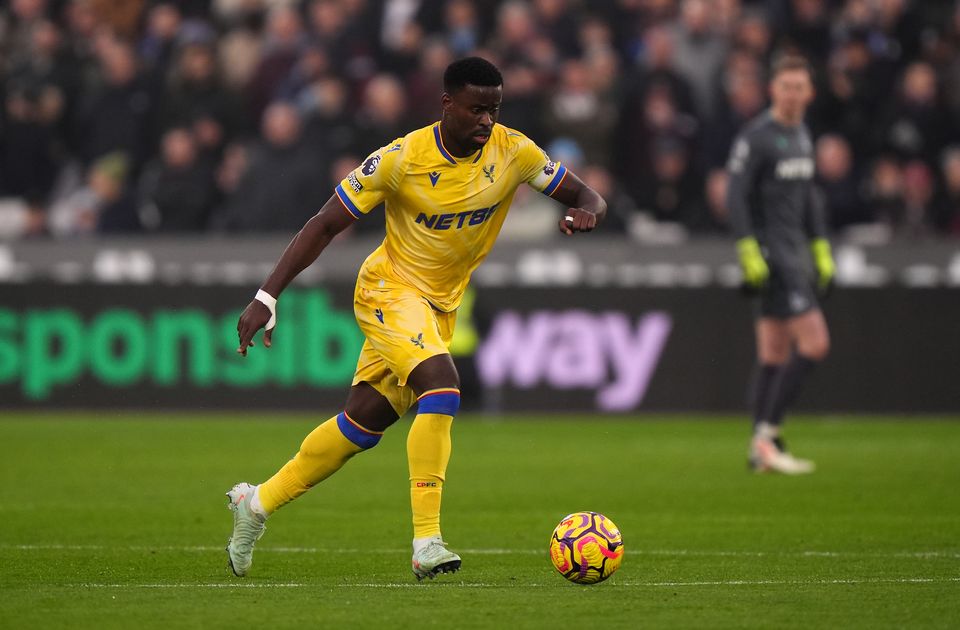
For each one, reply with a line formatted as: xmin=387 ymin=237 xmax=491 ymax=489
xmin=726 ymin=110 xmax=826 ymax=273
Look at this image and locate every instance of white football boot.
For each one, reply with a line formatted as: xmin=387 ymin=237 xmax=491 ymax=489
xmin=750 ymin=433 xmax=815 ymax=475
xmin=225 ymin=482 xmax=267 ymax=576
xmin=411 ymin=536 xmax=462 ymax=581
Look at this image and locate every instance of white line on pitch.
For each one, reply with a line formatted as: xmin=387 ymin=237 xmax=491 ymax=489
xmin=5 ymin=544 xmax=959 ymax=559
xmin=69 ymin=576 xmax=960 ymax=589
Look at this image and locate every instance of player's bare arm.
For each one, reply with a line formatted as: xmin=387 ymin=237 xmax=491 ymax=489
xmin=550 ymin=170 xmax=607 ymax=235
xmin=236 ymin=194 xmax=355 ymax=355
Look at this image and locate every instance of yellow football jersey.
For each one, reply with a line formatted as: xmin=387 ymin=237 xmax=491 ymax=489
xmin=335 ymin=122 xmax=567 ymax=312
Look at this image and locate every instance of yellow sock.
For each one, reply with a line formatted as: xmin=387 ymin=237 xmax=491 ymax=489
xmin=258 ymin=412 xmax=382 ymax=514
xmin=408 ymin=388 xmax=459 ymax=539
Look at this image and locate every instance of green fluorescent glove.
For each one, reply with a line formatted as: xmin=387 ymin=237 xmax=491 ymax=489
xmin=736 ymin=237 xmax=769 ymax=288
xmin=810 ymin=238 xmax=835 ymax=292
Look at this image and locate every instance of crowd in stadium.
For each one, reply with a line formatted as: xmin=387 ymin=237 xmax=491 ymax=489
xmin=1 ymin=0 xmax=959 ymax=239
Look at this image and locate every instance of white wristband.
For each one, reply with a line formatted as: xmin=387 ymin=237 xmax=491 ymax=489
xmin=255 ymin=289 xmax=277 ymax=330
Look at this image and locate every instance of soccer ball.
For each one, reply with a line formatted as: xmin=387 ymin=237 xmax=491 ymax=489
xmin=549 ymin=511 xmax=624 ymax=584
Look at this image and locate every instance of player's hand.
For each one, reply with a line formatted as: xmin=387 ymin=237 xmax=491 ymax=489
xmin=559 ymin=208 xmax=597 ymax=235
xmin=810 ymin=237 xmax=836 ymax=298
xmin=736 ymin=236 xmax=769 ymax=289
xmin=236 ymin=300 xmax=273 ymax=356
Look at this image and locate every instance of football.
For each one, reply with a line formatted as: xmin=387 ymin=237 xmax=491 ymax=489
xmin=548 ymin=511 xmax=624 ymax=584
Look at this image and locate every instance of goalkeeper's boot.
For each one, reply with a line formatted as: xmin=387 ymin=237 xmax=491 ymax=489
xmin=411 ymin=536 xmax=461 ymax=581
xmin=225 ymin=482 xmax=267 ymax=576
xmin=749 ymin=434 xmax=815 ymax=475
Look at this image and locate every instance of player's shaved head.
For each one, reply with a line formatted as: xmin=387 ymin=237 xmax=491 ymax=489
xmin=443 ymin=56 xmax=502 ymax=94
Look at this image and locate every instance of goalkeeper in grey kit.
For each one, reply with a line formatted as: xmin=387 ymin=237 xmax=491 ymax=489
xmin=725 ymin=55 xmax=836 ymax=474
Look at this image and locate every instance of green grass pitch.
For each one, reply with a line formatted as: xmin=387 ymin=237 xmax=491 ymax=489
xmin=1 ymin=413 xmax=958 ymax=629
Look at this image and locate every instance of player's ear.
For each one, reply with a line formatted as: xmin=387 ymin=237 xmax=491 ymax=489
xmin=441 ymin=92 xmax=453 ymax=113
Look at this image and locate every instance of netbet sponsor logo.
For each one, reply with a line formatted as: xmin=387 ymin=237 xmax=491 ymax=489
xmin=0 ymin=290 xmax=363 ymax=400
xmin=477 ymin=310 xmax=672 ymax=411
xmin=415 ymin=201 xmax=501 ymax=231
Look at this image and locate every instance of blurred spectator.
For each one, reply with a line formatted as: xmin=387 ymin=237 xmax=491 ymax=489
xmin=217 ymin=20 xmax=262 ymax=90
xmin=350 ymin=73 xmax=410 ymax=154
xmin=668 ymin=0 xmax=728 ymax=119
xmin=138 ymin=127 xmax=217 ymax=232
xmin=48 ymin=151 xmax=137 ymax=235
xmin=616 ymin=82 xmax=698 ymax=210
xmin=636 ymin=135 xmax=705 ymax=230
xmin=0 ymin=81 xmax=63 ymax=216
xmin=161 ymin=41 xmax=245 ymax=157
xmin=784 ymin=0 xmax=831 ymax=64
xmin=704 ymin=53 xmax=765 ymax=168
xmin=443 ymin=0 xmax=482 ymax=57
xmin=900 ymin=160 xmax=935 ymax=235
xmin=878 ymin=61 xmax=955 ymax=163
xmin=212 ymin=102 xmax=327 ymax=232
xmin=864 ymin=155 xmax=905 ymax=228
xmin=621 ymin=25 xmax=695 ymax=124
xmin=245 ymin=5 xmax=305 ymax=122
xmin=6 ymin=17 xmax=79 ymax=104
xmin=733 ymin=9 xmax=773 ymax=60
xmin=72 ymin=40 xmax=154 ymax=170
xmin=543 ymin=59 xmax=617 ymax=168
xmin=300 ymin=76 xmax=354 ymax=155
xmin=4 ymin=0 xmax=49 ymax=56
xmin=703 ymin=168 xmax=730 ymax=232
xmin=1 ymin=19 xmax=72 ymax=216
xmin=815 ymin=134 xmax=867 ymax=229
xmin=308 ymin=0 xmax=377 ymax=74
xmin=406 ymin=38 xmax=455 ymax=127
xmin=89 ymin=0 xmax=145 ymax=40
xmin=932 ymin=147 xmax=960 ymax=235
xmin=213 ymin=140 xmax=248 ymax=201
xmin=491 ymin=1 xmax=537 ymax=62
xmin=532 ymin=0 xmax=578 ymax=57
xmin=814 ymin=31 xmax=888 ymax=157
xmin=138 ymin=3 xmax=181 ymax=80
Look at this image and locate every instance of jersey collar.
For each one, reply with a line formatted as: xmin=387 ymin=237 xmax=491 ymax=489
xmin=434 ymin=123 xmax=484 ymax=165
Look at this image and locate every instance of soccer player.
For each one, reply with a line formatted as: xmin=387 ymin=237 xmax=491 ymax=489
xmin=225 ymin=57 xmax=607 ymax=579
xmin=726 ymin=55 xmax=835 ymax=475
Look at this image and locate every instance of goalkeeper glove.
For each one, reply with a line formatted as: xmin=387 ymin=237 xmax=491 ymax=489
xmin=810 ymin=238 xmax=835 ymax=297
xmin=736 ymin=236 xmax=769 ymax=290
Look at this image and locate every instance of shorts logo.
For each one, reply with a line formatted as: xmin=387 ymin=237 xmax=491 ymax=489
xmin=374 ymin=308 xmax=384 ymax=324
xmin=347 ymin=173 xmax=363 ymax=193
xmin=543 ymin=161 xmax=556 ymax=176
xmin=482 ymin=164 xmax=496 ymax=183
xmin=410 ymin=333 xmax=425 ymax=349
xmin=361 ymin=154 xmax=381 ymax=176
xmin=790 ymin=292 xmax=809 ymax=313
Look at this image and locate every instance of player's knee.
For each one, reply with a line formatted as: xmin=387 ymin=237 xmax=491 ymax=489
xmin=336 ymin=411 xmax=386 ymax=449
xmin=799 ymin=336 xmax=830 ymax=362
xmin=417 ymin=387 xmax=461 ymax=417
xmin=758 ymin=342 xmax=790 ymax=365
xmin=408 ymin=354 xmax=461 ymax=394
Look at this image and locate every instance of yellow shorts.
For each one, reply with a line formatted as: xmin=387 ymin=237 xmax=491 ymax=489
xmin=352 ymin=284 xmax=457 ymax=416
